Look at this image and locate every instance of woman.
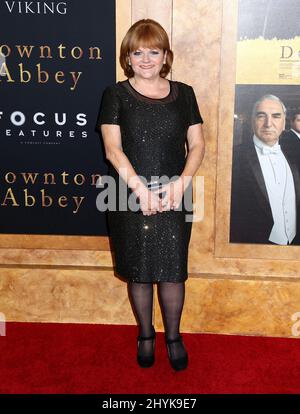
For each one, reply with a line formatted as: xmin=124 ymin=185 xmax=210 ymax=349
xmin=98 ymin=19 xmax=205 ymax=371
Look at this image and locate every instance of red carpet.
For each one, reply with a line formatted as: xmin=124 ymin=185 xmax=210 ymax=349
xmin=0 ymin=322 xmax=300 ymax=394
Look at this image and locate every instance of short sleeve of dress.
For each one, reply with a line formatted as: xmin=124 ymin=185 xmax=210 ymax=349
xmin=96 ymin=85 xmax=121 ymax=129
xmin=187 ymin=86 xmax=203 ymax=126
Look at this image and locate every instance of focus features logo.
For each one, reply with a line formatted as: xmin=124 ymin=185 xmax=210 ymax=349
xmin=4 ymin=1 xmax=68 ymax=15
xmin=0 ymin=110 xmax=88 ymax=143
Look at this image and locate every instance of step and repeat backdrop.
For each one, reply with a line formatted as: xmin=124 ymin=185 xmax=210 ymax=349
xmin=0 ymin=0 xmax=115 ymax=235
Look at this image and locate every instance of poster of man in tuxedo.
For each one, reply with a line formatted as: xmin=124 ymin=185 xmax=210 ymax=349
xmin=230 ymin=0 xmax=300 ymax=245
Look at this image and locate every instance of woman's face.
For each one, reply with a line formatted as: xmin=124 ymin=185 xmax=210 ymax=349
xmin=129 ymin=46 xmax=166 ymax=80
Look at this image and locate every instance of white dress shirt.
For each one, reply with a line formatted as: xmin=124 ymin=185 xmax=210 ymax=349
xmin=253 ymin=135 xmax=296 ymax=245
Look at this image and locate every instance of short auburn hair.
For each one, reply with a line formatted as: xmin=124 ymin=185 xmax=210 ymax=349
xmin=119 ymin=19 xmax=174 ymax=78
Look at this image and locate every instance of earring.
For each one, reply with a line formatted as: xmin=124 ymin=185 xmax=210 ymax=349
xmin=128 ymin=59 xmax=131 ymax=66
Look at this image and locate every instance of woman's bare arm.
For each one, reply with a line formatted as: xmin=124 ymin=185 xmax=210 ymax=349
xmin=101 ymin=124 xmax=147 ymax=196
xmin=180 ymin=123 xmax=205 ymax=190
xmin=101 ymin=123 xmax=162 ymax=214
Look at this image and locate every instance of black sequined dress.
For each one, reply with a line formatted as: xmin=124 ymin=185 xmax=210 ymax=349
xmin=98 ymin=80 xmax=203 ymax=282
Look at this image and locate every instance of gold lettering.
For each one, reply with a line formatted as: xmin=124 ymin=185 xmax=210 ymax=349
xmin=37 ymin=63 xmax=49 ymax=83
xmin=58 ymin=196 xmax=68 ymax=208
xmin=24 ymin=189 xmax=35 ymax=207
xmin=71 ymin=47 xmax=83 ymax=60
xmin=21 ymin=172 xmax=39 ymax=185
xmin=43 ymin=173 xmax=56 ymax=185
xmin=5 ymin=172 xmax=17 ymax=184
xmin=58 ymin=44 xmax=67 ymax=59
xmin=74 ymin=174 xmax=85 ymax=185
xmin=0 ymin=44 xmax=11 ymax=57
xmin=61 ymin=171 xmax=69 ymax=185
xmin=91 ymin=174 xmax=102 ymax=186
xmin=0 ymin=43 xmax=102 ymax=61
xmin=73 ymin=196 xmax=84 ymax=214
xmin=41 ymin=189 xmax=53 ymax=207
xmin=2 ymin=188 xmax=19 ymax=206
xmin=55 ymin=71 xmax=65 ymax=84
xmin=70 ymin=72 xmax=82 ymax=91
xmin=16 ymin=45 xmax=34 ymax=58
xmin=19 ymin=63 xmax=31 ymax=83
xmin=0 ymin=62 xmax=14 ymax=82
xmin=3 ymin=171 xmax=102 ymax=186
xmin=39 ymin=46 xmax=52 ymax=59
xmin=89 ymin=47 xmax=102 ymax=60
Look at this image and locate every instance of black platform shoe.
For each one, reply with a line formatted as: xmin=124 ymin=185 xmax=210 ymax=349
xmin=137 ymin=327 xmax=156 ymax=368
xmin=166 ymin=335 xmax=188 ymax=371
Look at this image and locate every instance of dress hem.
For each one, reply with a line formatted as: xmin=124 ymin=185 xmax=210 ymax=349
xmin=114 ymin=270 xmax=188 ymax=283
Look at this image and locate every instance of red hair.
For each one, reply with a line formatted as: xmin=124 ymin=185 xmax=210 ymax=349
xmin=119 ymin=19 xmax=173 ymax=78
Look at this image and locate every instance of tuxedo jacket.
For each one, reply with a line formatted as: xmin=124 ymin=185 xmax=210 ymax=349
xmin=280 ymin=130 xmax=300 ymax=161
xmin=230 ymin=140 xmax=300 ymax=244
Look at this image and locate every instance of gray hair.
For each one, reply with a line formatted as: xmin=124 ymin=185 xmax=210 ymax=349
xmin=252 ymin=94 xmax=287 ymax=121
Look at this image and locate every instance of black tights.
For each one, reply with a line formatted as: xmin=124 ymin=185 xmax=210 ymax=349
xmin=128 ymin=281 xmax=186 ymax=358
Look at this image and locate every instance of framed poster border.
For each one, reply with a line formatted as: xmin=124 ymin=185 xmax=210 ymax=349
xmin=214 ymin=0 xmax=300 ymax=262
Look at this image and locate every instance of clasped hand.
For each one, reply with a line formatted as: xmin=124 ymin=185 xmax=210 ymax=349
xmin=137 ymin=178 xmax=184 ymax=216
